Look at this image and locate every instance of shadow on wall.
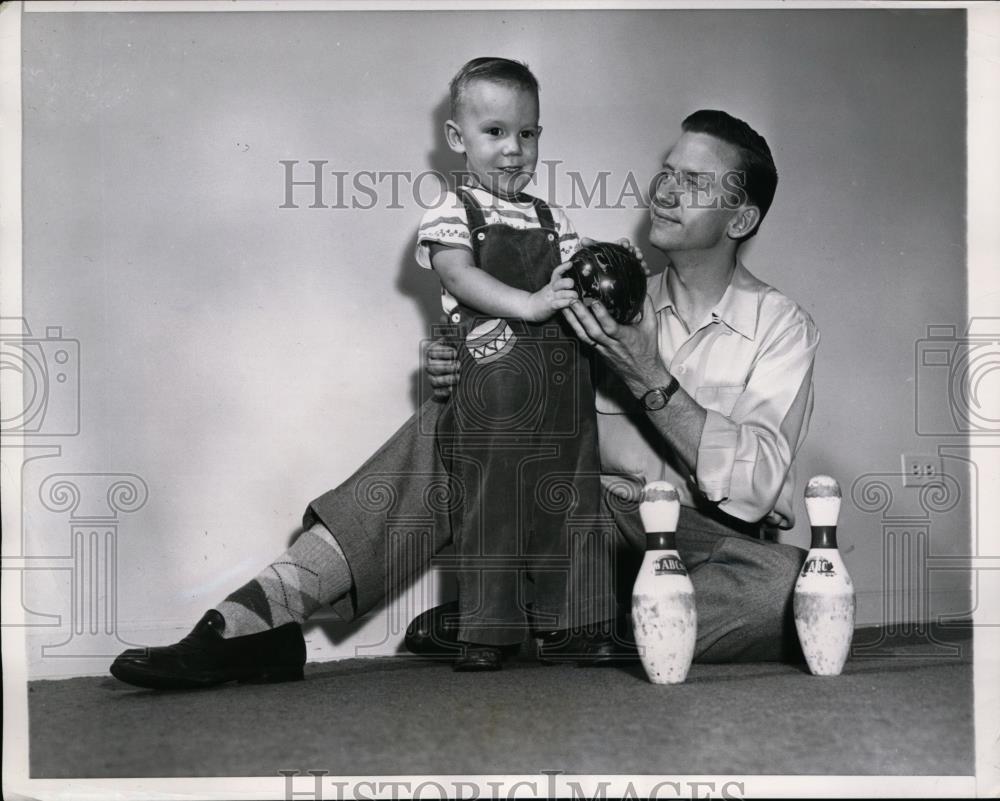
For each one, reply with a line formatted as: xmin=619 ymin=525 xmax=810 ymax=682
xmin=289 ymin=94 xmax=463 ymax=652
xmin=396 ymin=94 xmax=462 ymax=411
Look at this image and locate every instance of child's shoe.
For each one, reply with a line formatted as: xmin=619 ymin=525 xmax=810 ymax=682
xmin=453 ymin=643 xmax=505 ymax=672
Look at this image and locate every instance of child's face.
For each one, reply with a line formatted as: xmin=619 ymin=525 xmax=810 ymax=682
xmin=446 ymin=80 xmax=540 ymax=197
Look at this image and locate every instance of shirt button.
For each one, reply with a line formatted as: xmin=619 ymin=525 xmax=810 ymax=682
xmin=477 ymin=232 xmax=486 ymax=241
xmin=677 ymin=365 xmax=687 ymax=374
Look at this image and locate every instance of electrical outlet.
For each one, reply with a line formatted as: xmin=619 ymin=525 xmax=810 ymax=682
xmin=901 ymin=453 xmax=945 ymax=487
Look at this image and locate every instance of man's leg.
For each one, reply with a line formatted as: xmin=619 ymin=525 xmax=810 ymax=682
xmin=681 ymin=520 xmax=806 ymax=663
xmin=214 ymin=522 xmax=352 ymax=638
xmin=302 ymin=397 xmax=455 ymax=623
xmin=605 ymin=491 xmax=806 ymax=663
xmin=110 ymin=399 xmax=455 ymax=688
xmin=405 ymin=483 xmax=805 ymax=665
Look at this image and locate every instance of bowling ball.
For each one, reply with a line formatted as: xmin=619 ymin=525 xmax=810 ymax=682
xmin=569 ymin=242 xmax=647 ymax=325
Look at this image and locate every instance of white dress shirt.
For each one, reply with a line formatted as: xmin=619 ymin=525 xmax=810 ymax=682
xmin=595 ymin=260 xmax=820 ymax=529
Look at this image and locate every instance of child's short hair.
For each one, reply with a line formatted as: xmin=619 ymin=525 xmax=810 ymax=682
xmin=681 ymin=109 xmax=778 ymax=239
xmin=449 ymin=57 xmax=539 ymax=118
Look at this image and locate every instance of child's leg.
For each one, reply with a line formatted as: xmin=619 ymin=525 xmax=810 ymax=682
xmin=528 ymin=328 xmax=618 ymax=637
xmin=440 ymin=340 xmax=538 ymax=648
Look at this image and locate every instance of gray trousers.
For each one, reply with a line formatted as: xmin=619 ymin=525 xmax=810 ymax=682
xmin=305 ymin=399 xmax=807 ymax=663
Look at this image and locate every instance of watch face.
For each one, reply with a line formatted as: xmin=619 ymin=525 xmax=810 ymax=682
xmin=643 ymin=389 xmax=667 ymax=411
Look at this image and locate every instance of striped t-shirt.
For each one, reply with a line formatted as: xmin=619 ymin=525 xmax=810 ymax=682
xmin=415 ymin=186 xmax=581 ymax=315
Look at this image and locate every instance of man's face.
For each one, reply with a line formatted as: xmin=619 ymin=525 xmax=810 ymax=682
xmin=648 ymin=131 xmax=746 ymax=254
xmin=447 ymin=80 xmax=540 ymax=198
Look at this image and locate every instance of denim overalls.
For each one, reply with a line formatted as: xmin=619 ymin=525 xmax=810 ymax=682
xmin=436 ymin=187 xmax=607 ymax=647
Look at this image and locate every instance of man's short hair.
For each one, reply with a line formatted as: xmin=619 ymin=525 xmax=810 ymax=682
xmin=682 ymin=109 xmax=778 ymax=239
xmin=449 ymin=57 xmax=539 ymax=119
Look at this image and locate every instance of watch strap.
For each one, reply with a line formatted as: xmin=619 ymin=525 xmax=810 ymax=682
xmin=640 ymin=375 xmax=680 ymax=411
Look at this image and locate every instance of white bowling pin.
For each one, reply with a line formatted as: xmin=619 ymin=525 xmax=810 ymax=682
xmin=631 ymin=481 xmax=697 ymax=684
xmin=794 ymin=475 xmax=856 ymax=676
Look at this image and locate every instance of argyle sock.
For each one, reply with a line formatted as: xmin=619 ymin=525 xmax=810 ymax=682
xmin=214 ymin=522 xmax=352 ymax=639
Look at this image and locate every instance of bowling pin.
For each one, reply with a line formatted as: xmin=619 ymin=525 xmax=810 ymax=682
xmin=631 ymin=481 xmax=697 ymax=684
xmin=794 ymin=475 xmax=856 ymax=676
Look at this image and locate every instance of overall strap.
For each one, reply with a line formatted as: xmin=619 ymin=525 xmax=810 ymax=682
xmin=530 ymin=196 xmax=562 ymax=263
xmin=458 ymin=187 xmax=561 ymax=264
xmin=531 ymin=196 xmax=557 ymax=233
xmin=457 ymin=187 xmax=488 ymax=264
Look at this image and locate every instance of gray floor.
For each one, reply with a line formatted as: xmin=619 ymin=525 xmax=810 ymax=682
xmin=29 ymin=631 xmax=974 ymax=778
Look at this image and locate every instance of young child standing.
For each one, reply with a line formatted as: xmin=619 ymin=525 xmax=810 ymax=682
xmin=416 ymin=57 xmax=622 ymax=671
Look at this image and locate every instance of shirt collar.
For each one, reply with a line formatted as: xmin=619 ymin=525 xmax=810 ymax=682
xmin=650 ymin=259 xmax=762 ymax=341
xmin=460 ymin=178 xmax=531 ymax=205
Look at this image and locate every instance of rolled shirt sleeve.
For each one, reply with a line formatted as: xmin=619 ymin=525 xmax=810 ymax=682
xmin=696 ymin=312 xmax=819 ymax=527
xmin=415 ymin=190 xmax=471 ymax=270
xmin=596 ymin=263 xmax=820 ymax=529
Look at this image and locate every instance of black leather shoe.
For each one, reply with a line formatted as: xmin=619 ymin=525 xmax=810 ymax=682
xmin=405 ymin=601 xmax=463 ymax=656
xmin=535 ymin=629 xmax=580 ymax=664
xmin=575 ymin=631 xmax=640 ymax=667
xmin=453 ymin=644 xmax=505 ymax=672
xmin=537 ymin=623 xmax=639 ymax=667
xmin=109 ymin=610 xmax=305 ymax=689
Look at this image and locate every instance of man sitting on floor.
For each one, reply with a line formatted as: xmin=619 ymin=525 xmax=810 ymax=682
xmin=110 ymin=109 xmax=818 ymax=689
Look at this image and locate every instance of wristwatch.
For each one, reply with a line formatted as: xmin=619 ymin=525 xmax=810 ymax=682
xmin=640 ymin=376 xmax=680 ymax=411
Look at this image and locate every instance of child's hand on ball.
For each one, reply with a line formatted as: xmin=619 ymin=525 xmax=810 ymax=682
xmin=527 ymin=261 xmax=578 ymax=322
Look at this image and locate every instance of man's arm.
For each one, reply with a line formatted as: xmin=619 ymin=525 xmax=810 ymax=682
xmin=563 ymin=295 xmax=818 ymax=522
xmin=562 ymin=295 xmax=705 ymax=474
